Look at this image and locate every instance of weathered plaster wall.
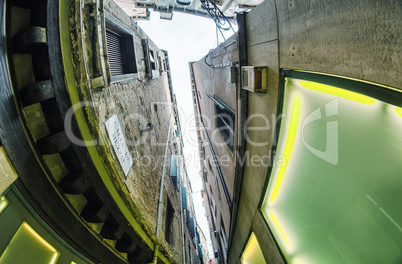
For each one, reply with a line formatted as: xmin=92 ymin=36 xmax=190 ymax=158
xmin=228 ymin=0 xmax=283 ymax=263
xmin=183 ymin=172 xmax=199 ymax=264
xmin=229 ymin=0 xmax=402 ymax=263
xmin=91 ymin=1 xmax=184 ymax=262
xmin=192 ymin=35 xmax=239 ymax=200
xmin=191 ymin=35 xmax=240 ymax=263
xmin=278 ymin=0 xmax=402 ymax=90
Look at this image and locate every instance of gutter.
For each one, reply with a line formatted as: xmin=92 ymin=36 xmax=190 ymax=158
xmin=179 ymin=168 xmax=186 ymax=264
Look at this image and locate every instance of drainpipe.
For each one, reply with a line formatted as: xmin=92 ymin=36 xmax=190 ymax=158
xmin=179 ymin=167 xmax=186 ymax=264
xmin=150 ymin=108 xmax=173 ymax=264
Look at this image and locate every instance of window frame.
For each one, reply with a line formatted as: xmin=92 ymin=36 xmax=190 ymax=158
xmin=141 ymin=39 xmax=160 ymax=79
xmin=169 ymin=155 xmax=179 ymax=190
xmin=208 ymin=160 xmax=216 ymax=186
xmin=210 ymin=187 xmax=217 ymax=224
xmin=207 ymin=94 xmax=235 ymax=153
xmin=164 ymin=196 xmax=175 ymax=246
xmin=104 ymin=12 xmax=138 ymax=83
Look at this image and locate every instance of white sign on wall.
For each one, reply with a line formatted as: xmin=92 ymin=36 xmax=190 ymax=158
xmin=105 ymin=114 xmax=133 ymax=177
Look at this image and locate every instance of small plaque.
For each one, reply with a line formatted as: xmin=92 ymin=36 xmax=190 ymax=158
xmin=105 ymin=114 xmax=133 ymax=177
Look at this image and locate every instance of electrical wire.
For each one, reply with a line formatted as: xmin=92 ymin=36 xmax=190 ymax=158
xmin=204 ymin=49 xmax=238 ymax=68
xmin=201 ymin=0 xmax=237 ymax=68
xmin=200 ymin=0 xmax=235 ymax=43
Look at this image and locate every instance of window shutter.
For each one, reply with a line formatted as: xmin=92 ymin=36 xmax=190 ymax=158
xmin=193 ymin=251 xmax=200 ymax=264
xmin=187 ymin=216 xmax=195 ymax=238
xmin=190 ymin=218 xmax=195 ymax=238
xmin=198 ymin=245 xmax=203 ymax=263
xmin=170 ymin=155 xmax=178 ymax=189
xmin=186 ymin=209 xmax=190 ymax=224
xmin=181 ymin=187 xmax=187 ymax=209
xmin=106 ymin=29 xmax=125 ymax=76
xmin=169 ymin=155 xmax=177 ymax=176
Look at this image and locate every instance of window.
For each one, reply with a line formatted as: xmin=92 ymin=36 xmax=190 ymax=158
xmin=169 ymin=155 xmax=178 ymax=189
xmin=158 ymin=55 xmax=163 ymax=74
xmin=172 ymin=143 xmax=177 ymax=155
xmin=149 ymin=50 xmax=156 ymax=70
xmin=159 ymin=10 xmax=173 ymax=20
xmin=185 ymin=209 xmax=195 ymax=238
xmin=181 ymin=187 xmax=187 ymax=209
xmin=164 ymin=197 xmax=174 ymax=246
xmin=105 ymin=17 xmax=137 ymax=78
xmin=210 ymin=188 xmax=217 ymax=224
xmin=261 ymin=71 xmax=402 ymax=264
xmin=141 ymin=39 xmax=159 ymax=79
xmin=152 ymin=103 xmax=160 ymax=138
xmin=207 ymin=94 xmax=235 ymax=152
xmin=189 ymin=217 xmax=195 ymax=238
xmin=208 ymin=161 xmax=216 ymax=185
xmin=220 ymin=220 xmax=228 ymax=252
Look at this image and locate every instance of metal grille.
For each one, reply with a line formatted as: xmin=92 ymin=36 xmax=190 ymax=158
xmin=106 ymin=29 xmax=125 ymax=76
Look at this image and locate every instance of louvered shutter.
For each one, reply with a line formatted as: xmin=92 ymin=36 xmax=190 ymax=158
xmin=106 ymin=29 xmax=125 ymax=76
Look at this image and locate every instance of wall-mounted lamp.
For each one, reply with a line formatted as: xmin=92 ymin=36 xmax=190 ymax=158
xmin=140 ymin=123 xmax=154 ymax=136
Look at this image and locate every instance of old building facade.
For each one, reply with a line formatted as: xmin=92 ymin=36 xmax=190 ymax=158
xmin=0 ymin=0 xmax=205 ymax=263
xmin=1 ymin=0 xmax=401 ymax=263
xmin=191 ymin=1 xmax=402 ymax=264
xmin=190 ymin=33 xmax=239 ymax=264
xmin=196 ymin=223 xmax=210 ymax=264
